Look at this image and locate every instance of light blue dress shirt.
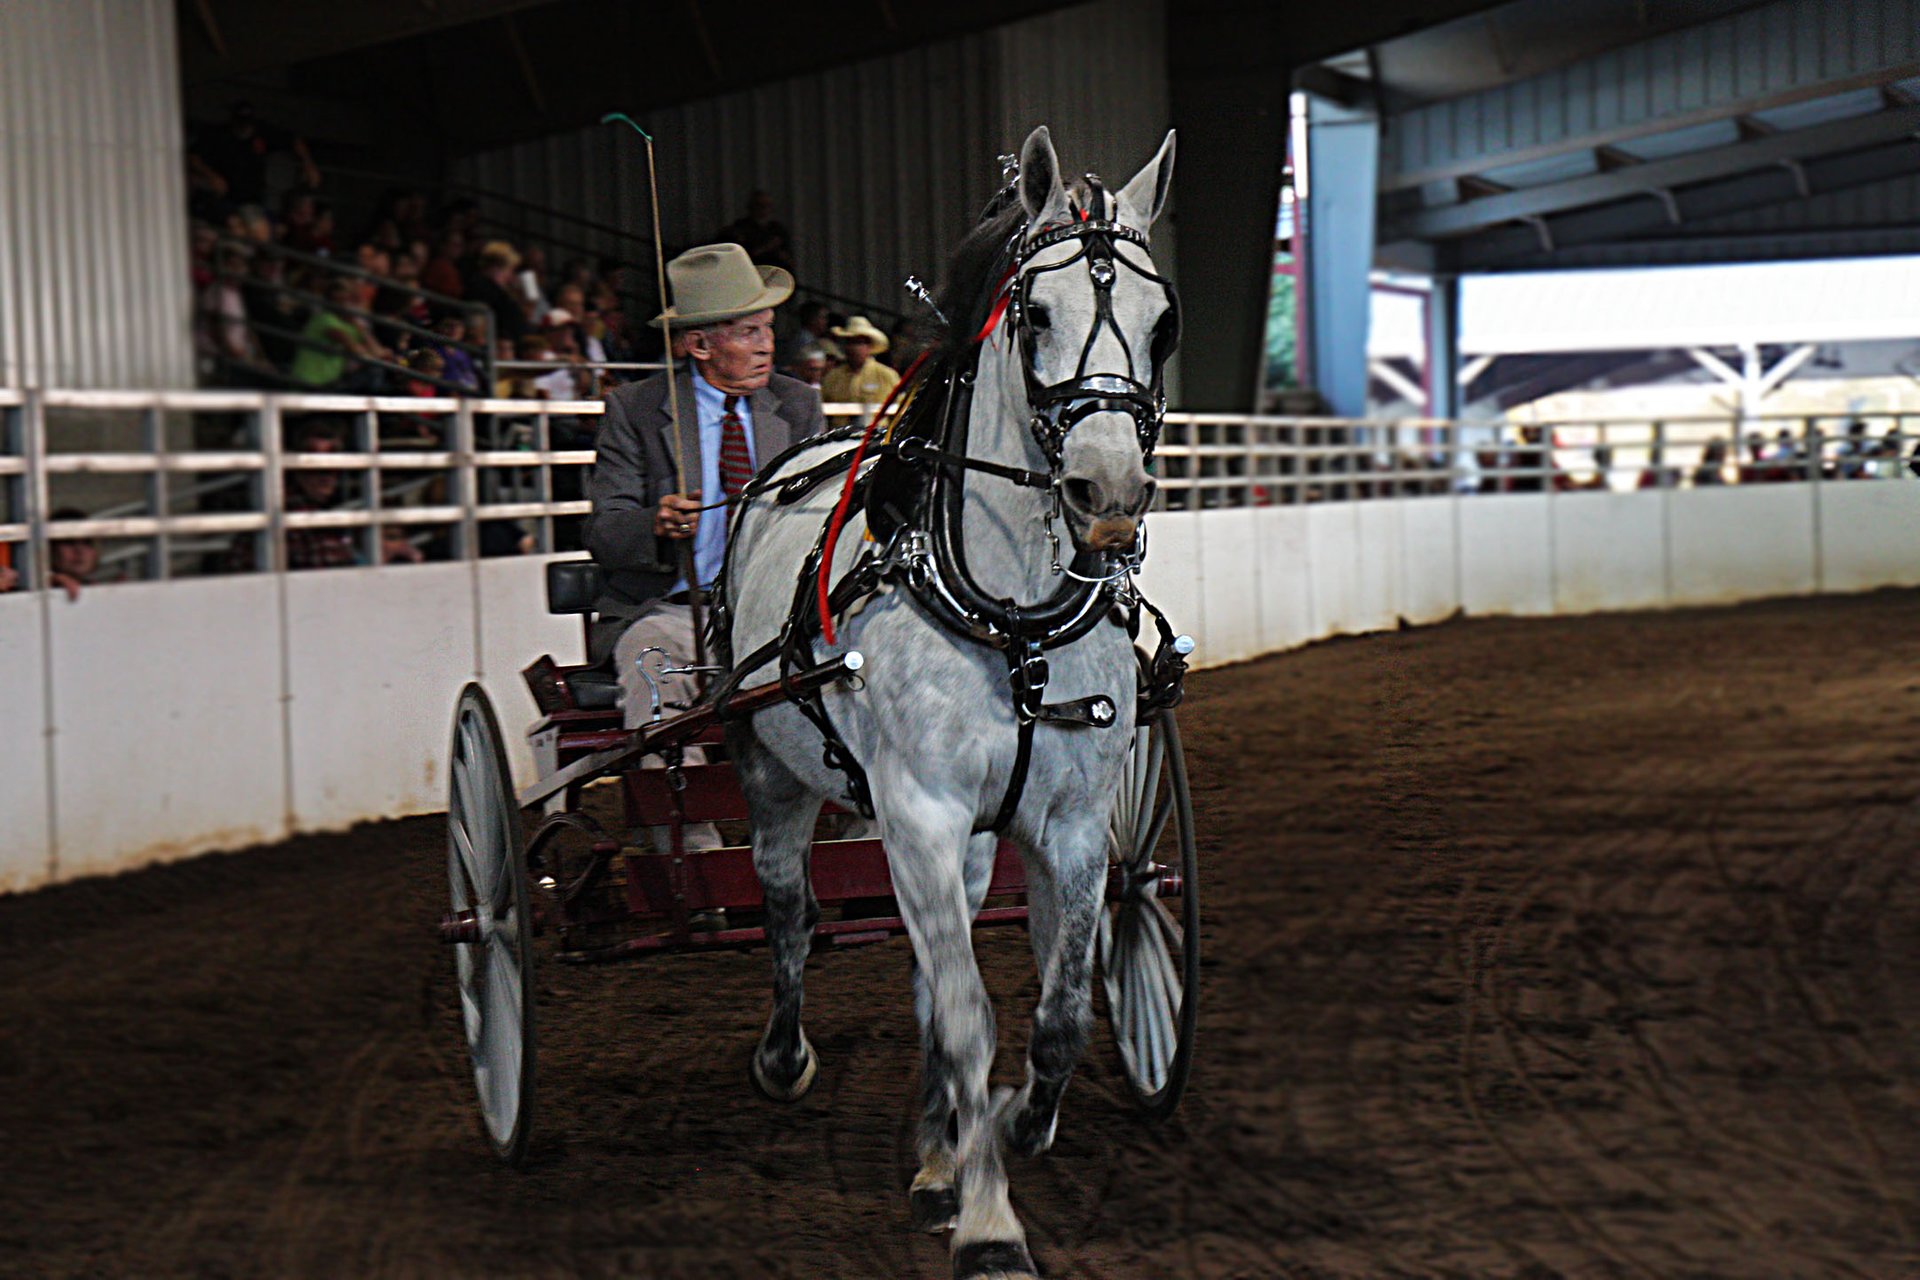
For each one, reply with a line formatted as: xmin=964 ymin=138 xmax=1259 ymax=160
xmin=672 ymin=369 xmax=756 ymax=593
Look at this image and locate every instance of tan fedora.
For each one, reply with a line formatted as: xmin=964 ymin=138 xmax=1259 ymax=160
xmin=829 ymin=314 xmax=889 ymax=353
xmin=650 ymin=242 xmax=794 ymax=329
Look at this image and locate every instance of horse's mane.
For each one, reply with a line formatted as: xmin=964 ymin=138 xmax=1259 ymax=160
xmin=887 ymin=177 xmax=1094 ymax=444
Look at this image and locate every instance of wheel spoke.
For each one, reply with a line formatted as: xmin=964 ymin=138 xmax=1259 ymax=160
xmin=449 ymin=807 xmax=484 ymax=904
xmin=1143 ymin=899 xmax=1185 ymax=1019
xmin=481 ymin=937 xmax=523 ymax=1139
xmin=1134 ymin=920 xmax=1171 ymax=1091
xmin=1134 ymin=786 xmax=1173 ymax=868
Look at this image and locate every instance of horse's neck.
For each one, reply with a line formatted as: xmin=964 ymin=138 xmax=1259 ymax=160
xmin=958 ymin=341 xmax=1055 ymax=601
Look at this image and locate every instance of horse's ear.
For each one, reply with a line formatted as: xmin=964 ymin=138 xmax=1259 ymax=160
xmin=1118 ymin=130 xmax=1176 ymax=231
xmin=1019 ymin=125 xmax=1069 ymax=226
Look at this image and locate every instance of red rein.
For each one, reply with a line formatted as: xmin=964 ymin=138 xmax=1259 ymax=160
xmin=815 ymin=261 xmax=1020 ymax=643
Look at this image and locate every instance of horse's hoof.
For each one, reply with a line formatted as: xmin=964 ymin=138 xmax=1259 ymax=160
xmin=910 ymin=1181 xmax=959 ymax=1233
xmin=750 ymin=1034 xmax=818 ymax=1102
xmin=1002 ymin=1105 xmax=1059 ymax=1159
xmin=952 ymin=1239 xmax=1038 ymax=1279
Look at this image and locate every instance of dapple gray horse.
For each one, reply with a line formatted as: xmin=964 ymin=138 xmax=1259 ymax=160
xmin=725 ymin=125 xmax=1175 ymax=1279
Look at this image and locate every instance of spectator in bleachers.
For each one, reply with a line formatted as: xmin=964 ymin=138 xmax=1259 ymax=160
xmin=189 ymin=220 xmax=219 ymax=290
xmin=197 ymin=244 xmax=270 ymax=384
xmin=187 ymin=101 xmax=319 ymax=214
xmin=431 ymin=315 xmax=482 ymax=392
xmin=1505 ymin=425 xmax=1549 ymax=493
xmin=785 ymin=344 xmax=829 ymax=387
xmin=292 ymin=277 xmax=392 ymax=390
xmin=421 ymin=229 xmax=466 ymax=299
xmin=47 ymin=509 xmax=103 ymax=600
xmin=821 ymin=316 xmax=899 ymax=407
xmin=0 ymin=555 xmax=16 ymax=593
xmin=278 ymin=421 xmax=358 ymax=570
xmin=515 ymin=246 xmax=552 ymax=323
xmin=1636 ymin=444 xmax=1678 ymax=490
xmin=1693 ymin=438 xmax=1730 ymax=486
xmin=716 ymin=190 xmax=794 ymax=274
xmin=784 ymin=300 xmax=841 ymax=365
xmin=467 ymin=241 xmax=533 ymax=343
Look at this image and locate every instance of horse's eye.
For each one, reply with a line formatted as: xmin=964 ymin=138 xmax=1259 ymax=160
xmin=1027 ymin=302 xmax=1051 ymax=332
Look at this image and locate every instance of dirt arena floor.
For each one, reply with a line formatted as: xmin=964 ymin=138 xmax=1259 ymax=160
xmin=8 ymin=590 xmax=1920 ymax=1279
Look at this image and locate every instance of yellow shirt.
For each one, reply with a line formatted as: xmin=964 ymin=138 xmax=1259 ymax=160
xmin=821 ymin=358 xmax=901 ymax=407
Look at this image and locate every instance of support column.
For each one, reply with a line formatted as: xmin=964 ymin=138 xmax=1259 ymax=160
xmin=1424 ymin=274 xmax=1461 ymax=420
xmin=1302 ymin=95 xmax=1380 ymax=418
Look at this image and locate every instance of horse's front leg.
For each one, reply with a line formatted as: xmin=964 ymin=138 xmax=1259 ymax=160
xmin=910 ymin=830 xmax=1000 ymax=1233
xmin=736 ymin=736 xmax=825 ymax=1100
xmin=878 ymin=782 xmax=1034 ymax=1280
xmin=1004 ymin=820 xmax=1107 ymax=1158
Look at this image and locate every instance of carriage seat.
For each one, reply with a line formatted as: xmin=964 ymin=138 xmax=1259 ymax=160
xmin=544 ymin=560 xmax=622 ymax=710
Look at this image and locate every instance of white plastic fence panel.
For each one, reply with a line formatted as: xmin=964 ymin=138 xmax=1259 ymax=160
xmin=1552 ymin=490 xmax=1668 ymax=615
xmin=0 ymin=593 xmax=51 ymax=891
xmin=475 ymin=555 xmax=592 ymax=789
xmin=1459 ymin=495 xmax=1554 ymax=616
xmin=1253 ymin=506 xmax=1313 ymax=654
xmin=1355 ymin=501 xmax=1405 ymax=633
xmin=47 ymin=578 xmax=288 ymax=882
xmin=1306 ymin=503 xmax=1362 ymax=638
xmin=1398 ymin=497 xmax=1461 ymax=626
xmin=1195 ymin=509 xmax=1261 ymax=664
xmin=1135 ymin=512 xmax=1203 ymax=662
xmin=1667 ymin=486 xmax=1817 ymax=606
xmin=1817 ymin=482 xmax=1920 ymax=593
xmin=284 ymin=565 xmax=478 ymax=830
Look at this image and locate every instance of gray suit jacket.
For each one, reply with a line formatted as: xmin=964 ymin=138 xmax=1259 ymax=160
xmin=584 ymin=368 xmax=824 ymax=638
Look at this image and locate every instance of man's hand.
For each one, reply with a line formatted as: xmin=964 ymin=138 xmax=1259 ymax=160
xmin=653 ymin=493 xmax=702 ymax=540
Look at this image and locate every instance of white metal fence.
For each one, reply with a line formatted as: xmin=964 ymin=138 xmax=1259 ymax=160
xmin=5 ymin=389 xmax=1915 ymax=594
xmin=6 ymin=388 xmax=1920 ymax=892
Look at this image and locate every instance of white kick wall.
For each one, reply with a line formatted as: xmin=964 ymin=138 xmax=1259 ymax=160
xmin=5 ymin=481 xmax=1919 ymax=893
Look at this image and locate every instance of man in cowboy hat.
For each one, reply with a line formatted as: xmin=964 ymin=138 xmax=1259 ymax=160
xmin=820 ymin=315 xmax=900 ymax=408
xmin=584 ymin=241 xmax=823 ymax=719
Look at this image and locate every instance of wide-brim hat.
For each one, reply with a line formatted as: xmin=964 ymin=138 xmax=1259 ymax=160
xmin=651 ymin=242 xmax=794 ymax=329
xmin=830 ymin=314 xmax=889 ymax=353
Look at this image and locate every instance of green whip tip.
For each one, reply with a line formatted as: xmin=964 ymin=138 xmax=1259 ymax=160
xmin=600 ymin=112 xmax=651 ymax=141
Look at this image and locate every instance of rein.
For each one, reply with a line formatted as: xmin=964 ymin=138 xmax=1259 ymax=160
xmin=709 ymin=168 xmax=1190 ymax=830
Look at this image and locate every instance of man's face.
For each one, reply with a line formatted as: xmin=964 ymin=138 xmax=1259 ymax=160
xmin=842 ymin=337 xmax=873 ymax=368
xmin=688 ymin=311 xmax=775 ymax=393
xmin=795 ymin=355 xmax=826 ymax=385
xmin=50 ymin=537 xmax=98 ymax=582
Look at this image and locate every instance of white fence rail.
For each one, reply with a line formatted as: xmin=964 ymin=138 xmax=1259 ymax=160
xmin=4 ymin=389 xmax=1919 ymax=894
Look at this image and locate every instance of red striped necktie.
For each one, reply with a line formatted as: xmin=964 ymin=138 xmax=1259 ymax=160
xmin=719 ymin=395 xmax=753 ymax=518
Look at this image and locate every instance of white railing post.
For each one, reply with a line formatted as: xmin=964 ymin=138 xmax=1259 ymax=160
xmin=23 ymin=389 xmax=48 ymax=592
xmin=454 ymin=398 xmax=477 ymax=562
xmin=261 ymin=397 xmax=286 ymax=574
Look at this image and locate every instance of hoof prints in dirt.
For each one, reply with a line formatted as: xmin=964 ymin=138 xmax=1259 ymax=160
xmin=6 ymin=591 xmax=1920 ymax=1276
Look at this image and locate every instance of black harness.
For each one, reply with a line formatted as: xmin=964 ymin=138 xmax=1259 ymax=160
xmin=706 ymin=174 xmax=1189 ymax=831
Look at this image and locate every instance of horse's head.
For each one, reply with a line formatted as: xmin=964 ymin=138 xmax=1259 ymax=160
xmin=1009 ymin=125 xmax=1178 ymax=554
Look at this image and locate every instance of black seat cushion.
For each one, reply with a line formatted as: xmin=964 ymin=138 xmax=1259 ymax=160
xmin=567 ymin=667 xmax=621 ymax=710
xmin=547 ymin=560 xmax=605 ymax=616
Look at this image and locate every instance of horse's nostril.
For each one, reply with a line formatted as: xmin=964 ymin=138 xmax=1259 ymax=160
xmin=1062 ymin=477 xmax=1100 ymax=512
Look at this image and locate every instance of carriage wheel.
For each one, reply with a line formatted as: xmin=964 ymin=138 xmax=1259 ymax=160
xmin=447 ymin=682 xmax=536 ymax=1166
xmin=1097 ymin=704 xmax=1199 ymax=1120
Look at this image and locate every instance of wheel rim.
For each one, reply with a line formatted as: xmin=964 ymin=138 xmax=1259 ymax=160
xmin=448 ymin=684 xmax=533 ymax=1161
xmin=1099 ymin=706 xmax=1199 ymax=1118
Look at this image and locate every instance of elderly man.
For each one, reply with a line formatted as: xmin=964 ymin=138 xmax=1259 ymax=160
xmin=585 ymin=242 xmax=824 ymax=728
